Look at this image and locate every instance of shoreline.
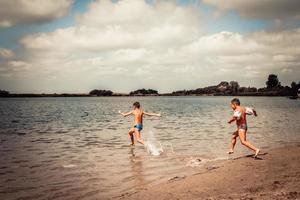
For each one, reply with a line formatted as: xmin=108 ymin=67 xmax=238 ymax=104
xmin=119 ymin=144 xmax=300 ymax=200
xmin=0 ymin=95 xmax=298 ymax=98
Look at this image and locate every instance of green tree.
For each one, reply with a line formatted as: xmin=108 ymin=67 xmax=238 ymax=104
xmin=291 ymin=81 xmax=300 ymax=96
xmin=89 ymin=89 xmax=113 ymax=96
xmin=266 ymin=74 xmax=281 ymax=88
xmin=230 ymin=81 xmax=239 ymax=94
xmin=130 ymin=88 xmax=158 ymax=96
xmin=0 ymin=90 xmax=9 ymax=97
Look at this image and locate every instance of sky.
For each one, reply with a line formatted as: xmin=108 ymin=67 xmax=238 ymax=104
xmin=0 ymin=0 xmax=300 ymax=93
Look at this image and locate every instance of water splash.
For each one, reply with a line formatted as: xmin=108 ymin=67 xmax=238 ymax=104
xmin=145 ymin=141 xmax=163 ymax=156
xmin=145 ymin=130 xmax=174 ymax=156
xmin=160 ymin=141 xmax=174 ymax=154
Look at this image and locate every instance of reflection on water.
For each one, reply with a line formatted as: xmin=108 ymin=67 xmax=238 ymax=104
xmin=0 ymin=97 xmax=300 ymax=199
xmin=128 ymin=148 xmax=146 ymax=192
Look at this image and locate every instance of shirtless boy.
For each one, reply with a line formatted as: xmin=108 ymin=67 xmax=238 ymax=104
xmin=119 ymin=102 xmax=161 ymax=146
xmin=227 ymin=98 xmax=260 ymax=157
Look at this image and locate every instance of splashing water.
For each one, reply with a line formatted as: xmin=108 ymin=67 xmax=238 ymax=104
xmin=145 ymin=130 xmax=174 ymax=156
xmin=145 ymin=141 xmax=163 ymax=156
xmin=160 ymin=141 xmax=174 ymax=154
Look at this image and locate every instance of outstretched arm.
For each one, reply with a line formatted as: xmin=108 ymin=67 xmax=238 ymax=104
xmin=143 ymin=111 xmax=161 ymax=117
xmin=252 ymin=108 xmax=258 ymax=117
xmin=119 ymin=110 xmax=133 ymax=117
xmin=228 ymin=117 xmax=237 ymax=124
xmin=245 ymin=107 xmax=258 ymax=117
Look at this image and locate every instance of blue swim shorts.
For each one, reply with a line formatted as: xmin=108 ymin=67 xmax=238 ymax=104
xmin=134 ymin=124 xmax=143 ymax=131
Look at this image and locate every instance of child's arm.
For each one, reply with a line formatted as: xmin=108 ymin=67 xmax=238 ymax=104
xmin=118 ymin=110 xmax=133 ymax=117
xmin=228 ymin=110 xmax=241 ymax=124
xmin=252 ymin=108 xmax=258 ymax=117
xmin=228 ymin=117 xmax=236 ymax=124
xmin=245 ymin=107 xmax=258 ymax=117
xmin=143 ymin=111 xmax=161 ymax=117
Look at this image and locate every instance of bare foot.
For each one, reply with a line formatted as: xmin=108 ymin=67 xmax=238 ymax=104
xmin=130 ymin=143 xmax=135 ymax=147
xmin=254 ymin=149 xmax=260 ymax=158
xmin=227 ymin=150 xmax=234 ymax=154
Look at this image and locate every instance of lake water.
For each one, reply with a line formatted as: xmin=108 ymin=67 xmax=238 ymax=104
xmin=0 ymin=97 xmax=300 ymax=199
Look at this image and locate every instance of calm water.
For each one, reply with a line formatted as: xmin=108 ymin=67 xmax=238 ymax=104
xmin=0 ymin=97 xmax=300 ymax=199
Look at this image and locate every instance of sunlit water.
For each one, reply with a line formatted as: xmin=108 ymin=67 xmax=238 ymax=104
xmin=0 ymin=97 xmax=300 ymax=199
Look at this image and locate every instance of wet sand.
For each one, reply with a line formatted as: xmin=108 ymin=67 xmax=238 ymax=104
xmin=120 ymin=144 xmax=300 ymax=200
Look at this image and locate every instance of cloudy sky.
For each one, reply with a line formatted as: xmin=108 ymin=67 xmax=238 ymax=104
xmin=0 ymin=0 xmax=299 ymax=93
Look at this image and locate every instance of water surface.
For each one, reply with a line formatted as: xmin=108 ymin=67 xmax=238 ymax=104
xmin=0 ymin=97 xmax=300 ymax=199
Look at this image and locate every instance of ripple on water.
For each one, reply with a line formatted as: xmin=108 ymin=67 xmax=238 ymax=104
xmin=62 ymin=164 xmax=77 ymax=168
xmin=0 ymin=97 xmax=300 ymax=200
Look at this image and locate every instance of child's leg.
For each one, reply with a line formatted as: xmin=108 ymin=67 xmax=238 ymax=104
xmin=128 ymin=128 xmax=135 ymax=145
xmin=134 ymin=129 xmax=145 ymax=145
xmin=228 ymin=130 xmax=238 ymax=154
xmin=238 ymin=130 xmax=259 ymax=155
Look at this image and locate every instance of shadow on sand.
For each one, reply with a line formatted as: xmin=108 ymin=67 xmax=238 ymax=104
xmin=232 ymin=152 xmax=268 ymax=161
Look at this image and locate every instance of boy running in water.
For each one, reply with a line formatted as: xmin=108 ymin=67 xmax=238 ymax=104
xmin=228 ymin=98 xmax=260 ymax=157
xmin=119 ymin=102 xmax=161 ymax=146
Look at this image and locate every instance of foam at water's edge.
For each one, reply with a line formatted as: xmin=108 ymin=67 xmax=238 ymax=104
xmin=145 ymin=130 xmax=166 ymax=156
xmin=145 ymin=142 xmax=163 ymax=156
xmin=186 ymin=156 xmax=228 ymax=167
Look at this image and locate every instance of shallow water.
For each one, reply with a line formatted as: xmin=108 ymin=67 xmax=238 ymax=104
xmin=0 ymin=97 xmax=300 ymax=199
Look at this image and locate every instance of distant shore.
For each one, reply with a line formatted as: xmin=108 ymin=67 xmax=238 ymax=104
xmin=1 ymin=77 xmax=299 ymax=98
xmin=120 ymin=144 xmax=300 ymax=200
xmin=0 ymin=93 xmax=299 ymax=98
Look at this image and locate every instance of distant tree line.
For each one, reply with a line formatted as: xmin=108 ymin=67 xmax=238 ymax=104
xmin=1 ymin=74 xmax=299 ymax=97
xmin=89 ymin=89 xmax=113 ymax=96
xmin=88 ymin=88 xmax=158 ymax=96
xmin=171 ymin=81 xmax=255 ymax=96
xmin=129 ymin=88 xmax=158 ymax=96
xmin=291 ymin=81 xmax=300 ymax=96
xmin=0 ymin=90 xmax=9 ymax=97
xmin=171 ymin=74 xmax=300 ymax=97
xmin=258 ymin=74 xmax=300 ymax=96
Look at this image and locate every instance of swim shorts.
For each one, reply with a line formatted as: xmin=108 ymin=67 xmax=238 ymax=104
xmin=134 ymin=123 xmax=143 ymax=131
xmin=237 ymin=124 xmax=248 ymax=131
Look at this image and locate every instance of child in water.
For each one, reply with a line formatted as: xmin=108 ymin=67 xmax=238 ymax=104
xmin=119 ymin=102 xmax=161 ymax=146
xmin=228 ymin=98 xmax=260 ymax=157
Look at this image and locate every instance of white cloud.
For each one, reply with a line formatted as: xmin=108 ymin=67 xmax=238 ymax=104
xmin=184 ymin=31 xmax=265 ymax=56
xmin=21 ymin=0 xmax=200 ymax=53
xmin=0 ymin=60 xmax=30 ymax=78
xmin=1 ymin=0 xmax=300 ymax=93
xmin=202 ymin=0 xmax=300 ymax=20
xmin=0 ymin=0 xmax=73 ymax=27
xmin=0 ymin=48 xmax=14 ymax=58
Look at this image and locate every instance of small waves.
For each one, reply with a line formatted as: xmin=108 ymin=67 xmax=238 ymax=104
xmin=0 ymin=97 xmax=300 ymax=199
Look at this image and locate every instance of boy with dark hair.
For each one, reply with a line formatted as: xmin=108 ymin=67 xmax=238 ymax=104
xmin=228 ymin=98 xmax=260 ymax=157
xmin=119 ymin=102 xmax=161 ymax=146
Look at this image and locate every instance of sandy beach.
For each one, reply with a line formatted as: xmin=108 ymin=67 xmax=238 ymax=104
xmin=120 ymin=144 xmax=300 ymax=200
